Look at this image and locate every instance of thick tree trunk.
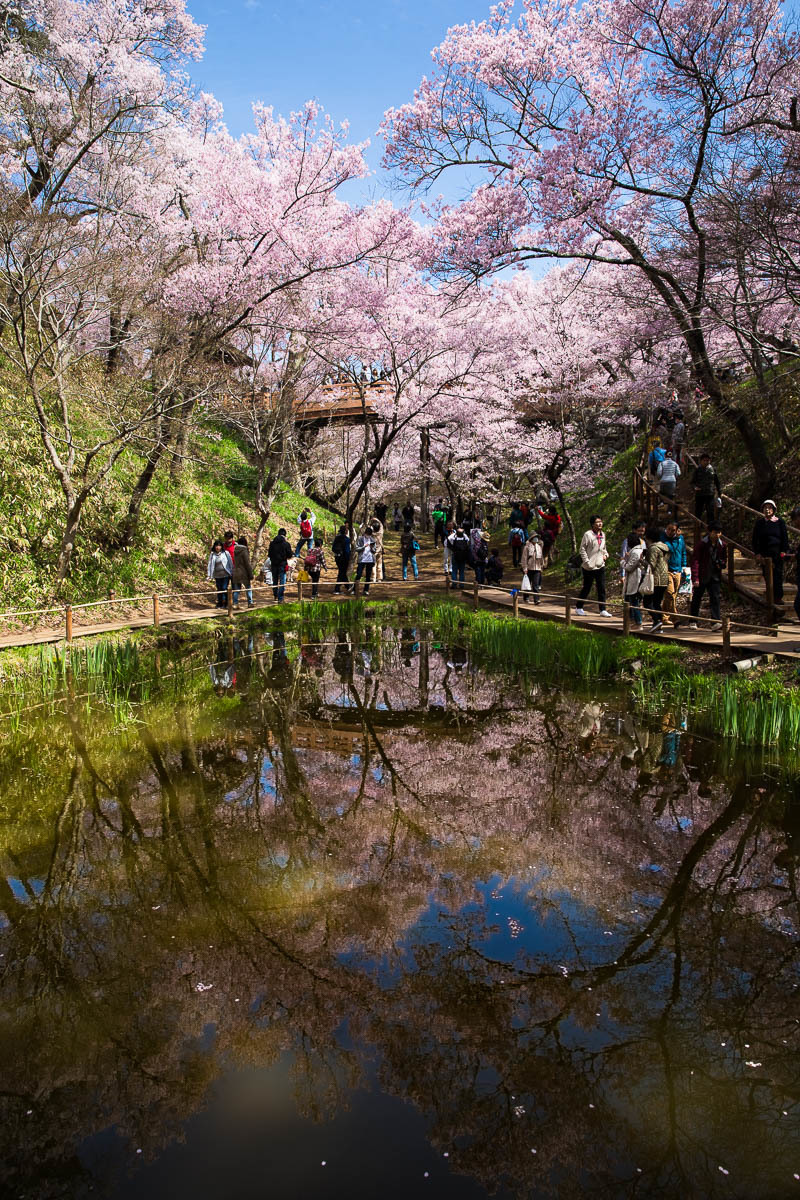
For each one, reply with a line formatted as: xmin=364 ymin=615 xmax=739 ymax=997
xmin=170 ymin=394 xmax=196 ymax=481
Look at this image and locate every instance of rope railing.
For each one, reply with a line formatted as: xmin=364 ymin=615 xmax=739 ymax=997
xmin=0 ymin=562 xmax=794 ymax=655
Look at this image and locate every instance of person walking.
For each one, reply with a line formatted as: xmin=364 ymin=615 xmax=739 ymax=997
xmin=267 ymin=528 xmax=292 ymax=603
xmin=620 ymin=521 xmax=647 ymax=581
xmin=392 ymin=503 xmax=402 ymax=531
xmin=374 ymin=502 xmax=388 ymax=526
xmin=448 ymin=526 xmax=471 ymax=589
xmin=643 ymin=528 xmax=670 ymax=631
xmin=295 ymin=508 xmax=315 ymax=556
xmin=432 ymin=501 xmax=446 ymax=547
xmin=304 ymin=534 xmax=327 ymax=598
xmin=520 ymin=530 xmax=544 ymax=604
xmin=648 ymin=440 xmax=666 ymax=481
xmin=442 ymin=519 xmax=455 ymax=579
xmin=222 ymin=529 xmax=237 ymax=565
xmin=537 ymin=505 xmax=562 ymax=564
xmin=232 ymin=536 xmax=254 ymax=607
xmin=791 ymin=507 xmax=800 ymax=625
xmin=371 ymin=517 xmax=385 ymax=581
xmin=662 ymin=520 xmax=687 ymax=628
xmin=576 ymin=516 xmax=611 ymax=616
xmin=622 ymin=530 xmax=646 ymax=627
xmin=509 ymin=520 xmax=526 ymax=568
xmin=352 ymin=526 xmax=376 ymax=594
xmin=331 ymin=525 xmax=351 ymax=594
xmin=400 ymin=523 xmax=419 ymax=580
xmin=689 ymin=524 xmax=726 ymax=629
xmin=473 ymin=531 xmax=489 ymax=584
xmin=656 ymin=449 xmax=681 ymax=502
xmin=752 ymin=500 xmax=790 ymax=605
xmin=207 ymin=540 xmax=234 ymax=608
xmin=671 ymin=416 xmax=686 ymax=467
xmin=402 ymin=499 xmax=415 ymax=527
xmin=691 ymin=453 xmax=721 ymax=526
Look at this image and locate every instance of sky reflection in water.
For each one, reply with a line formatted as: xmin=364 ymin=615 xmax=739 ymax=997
xmin=0 ymin=621 xmax=798 ymax=1199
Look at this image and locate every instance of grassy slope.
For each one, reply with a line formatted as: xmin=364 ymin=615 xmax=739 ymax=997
xmin=0 ymin=370 xmax=337 ymax=613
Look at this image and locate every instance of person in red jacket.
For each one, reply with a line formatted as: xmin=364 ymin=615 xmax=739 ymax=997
xmin=537 ymin=505 xmax=562 ymax=563
xmin=222 ymin=529 xmax=236 ymax=563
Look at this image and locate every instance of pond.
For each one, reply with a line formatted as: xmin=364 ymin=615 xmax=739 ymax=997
xmin=0 ymin=613 xmax=799 ymax=1199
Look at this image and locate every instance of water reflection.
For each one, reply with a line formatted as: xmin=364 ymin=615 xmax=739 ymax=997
xmin=0 ymin=624 xmax=798 ymax=1199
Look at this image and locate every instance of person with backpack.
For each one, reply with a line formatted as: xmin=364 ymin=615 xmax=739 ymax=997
xmin=643 ymin=528 xmax=670 ymax=632
xmin=752 ymin=500 xmax=790 ymax=605
xmin=448 ymin=526 xmax=471 ymax=589
xmin=207 ymin=539 xmax=234 ymax=608
xmin=472 ymin=531 xmax=489 ymax=584
xmin=662 ymin=520 xmax=688 ymax=628
xmin=689 ymin=523 xmax=726 ymax=629
xmin=486 ymin=548 xmax=504 ymax=586
xmin=691 ymin=453 xmax=721 ymax=527
xmin=295 ymin=508 xmax=315 ymax=556
xmin=267 ymin=528 xmax=292 ymax=603
xmin=622 ymin=530 xmax=646 ymax=627
xmin=351 ymin=526 xmax=376 ymax=595
xmin=508 ymin=520 xmax=526 ymax=568
xmin=576 ymin=516 xmax=612 ymax=616
xmin=649 ymin=441 xmax=666 ymax=480
xmin=400 ymin=523 xmax=420 ymax=580
xmin=520 ymin=531 xmax=544 ymax=603
xmin=232 ymin=535 xmax=254 ymax=607
xmin=331 ymin=525 xmax=351 ymax=594
xmin=304 ymin=534 xmax=327 ymax=598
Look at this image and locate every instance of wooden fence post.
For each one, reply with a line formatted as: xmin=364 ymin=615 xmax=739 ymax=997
xmin=353 ymin=579 xmax=360 ymax=599
xmin=512 ymin=591 xmax=519 ymax=618
xmin=227 ymin=580 xmax=234 ymax=619
xmin=623 ymin=601 xmax=630 ymax=635
xmin=472 ymin=580 xmax=479 ymax=611
xmin=152 ymin=595 xmax=160 ymax=628
xmin=565 ymin=590 xmax=572 ymax=627
xmin=727 ymin=542 xmax=735 ymax=589
xmin=297 ymin=580 xmax=304 ymax=603
xmin=722 ymin=615 xmax=731 ymax=657
xmin=764 ymin=555 xmax=774 ymax=611
xmin=65 ymin=604 xmax=72 ymax=644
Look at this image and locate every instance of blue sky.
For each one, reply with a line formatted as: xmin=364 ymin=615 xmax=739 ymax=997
xmin=189 ymin=0 xmax=493 ymax=202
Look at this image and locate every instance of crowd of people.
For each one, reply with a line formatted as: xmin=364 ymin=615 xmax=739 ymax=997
xmin=205 ymin=482 xmax=800 ymax=629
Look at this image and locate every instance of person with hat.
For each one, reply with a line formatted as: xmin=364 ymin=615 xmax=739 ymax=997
xmin=752 ymin=500 xmax=790 ymax=605
xmin=520 ymin=530 xmax=544 ymax=604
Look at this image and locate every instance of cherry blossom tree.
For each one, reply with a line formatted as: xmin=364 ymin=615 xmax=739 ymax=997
xmin=382 ymin=0 xmax=800 ymax=502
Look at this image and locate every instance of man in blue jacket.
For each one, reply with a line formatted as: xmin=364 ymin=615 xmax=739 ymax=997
xmin=662 ymin=520 xmax=688 ymax=628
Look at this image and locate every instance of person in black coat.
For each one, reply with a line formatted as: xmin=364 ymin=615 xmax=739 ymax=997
xmin=267 ymin=528 xmax=292 ymax=602
xmin=331 ymin=525 xmax=351 ymax=594
xmin=752 ymin=500 xmax=790 ymax=604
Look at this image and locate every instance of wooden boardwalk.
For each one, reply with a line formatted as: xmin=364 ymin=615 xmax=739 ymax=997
xmin=1 ymin=576 xmax=798 ymax=662
xmin=476 ymin=587 xmax=800 ymax=661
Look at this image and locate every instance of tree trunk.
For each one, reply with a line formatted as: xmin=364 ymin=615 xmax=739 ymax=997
xmin=547 ymin=471 xmax=576 ymax=553
xmin=114 ymin=437 xmax=169 ymax=549
xmin=170 ymin=394 xmax=196 ymax=481
xmin=55 ymin=495 xmax=87 ymax=582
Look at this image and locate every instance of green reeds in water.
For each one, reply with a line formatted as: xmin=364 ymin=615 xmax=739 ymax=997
xmin=634 ymin=670 xmax=800 ymax=750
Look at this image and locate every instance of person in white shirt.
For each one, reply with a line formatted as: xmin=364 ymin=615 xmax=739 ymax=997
xmin=576 ymin=515 xmax=611 ymax=616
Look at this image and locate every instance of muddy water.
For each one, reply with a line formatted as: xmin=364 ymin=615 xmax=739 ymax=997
xmin=0 ymin=622 xmax=798 ymax=1199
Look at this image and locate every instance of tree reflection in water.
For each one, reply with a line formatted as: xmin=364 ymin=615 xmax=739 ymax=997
xmin=0 ymin=624 xmax=798 ymax=1199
